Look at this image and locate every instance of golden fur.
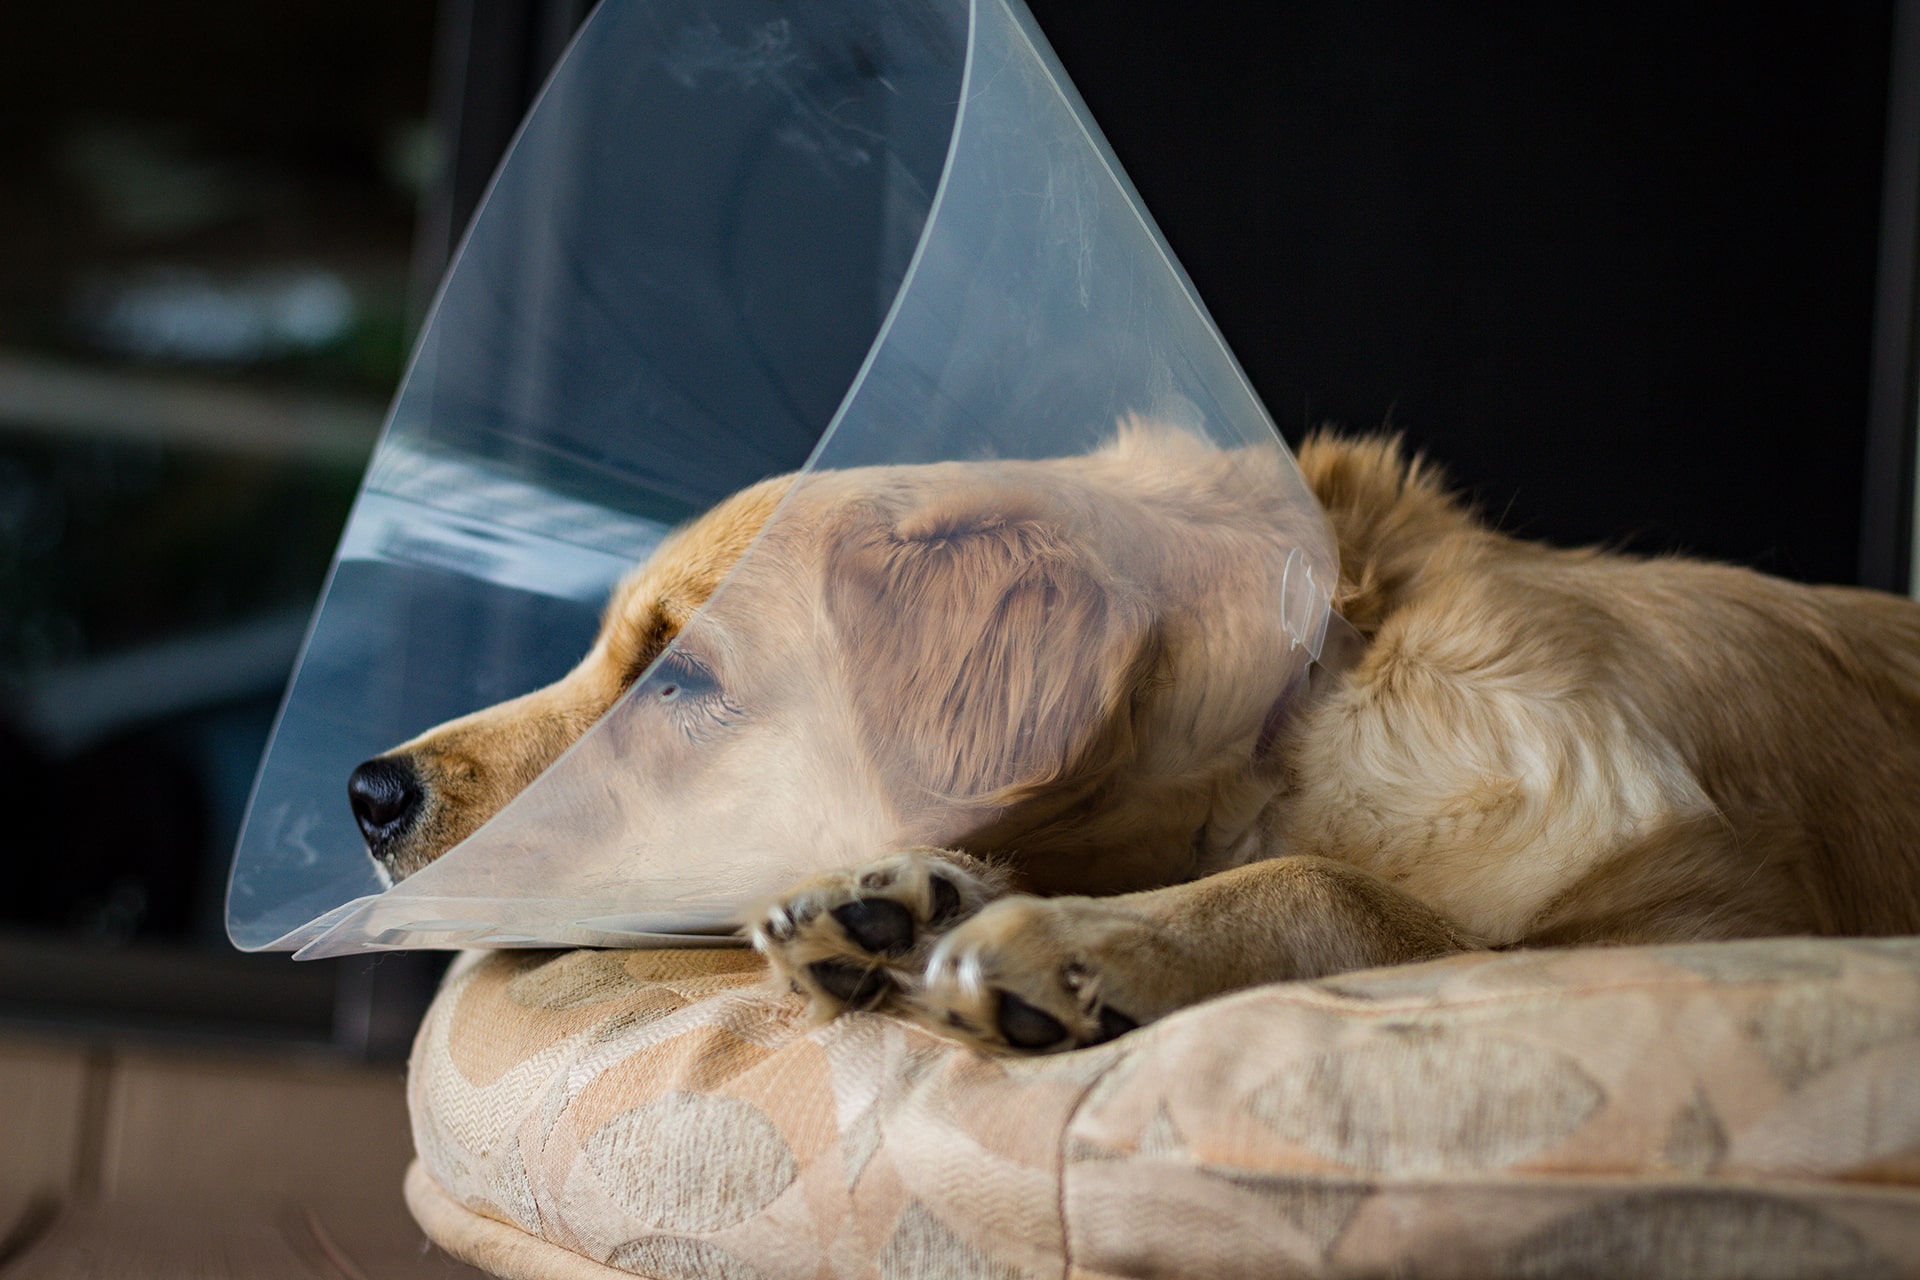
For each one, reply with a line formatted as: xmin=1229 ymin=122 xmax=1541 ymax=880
xmin=359 ymin=429 xmax=1920 ymax=1051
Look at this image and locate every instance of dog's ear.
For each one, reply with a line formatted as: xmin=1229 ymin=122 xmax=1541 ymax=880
xmin=825 ymin=485 xmax=1160 ymax=809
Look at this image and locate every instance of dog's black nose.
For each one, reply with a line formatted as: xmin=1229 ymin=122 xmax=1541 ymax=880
xmin=348 ymin=756 xmax=422 ymax=852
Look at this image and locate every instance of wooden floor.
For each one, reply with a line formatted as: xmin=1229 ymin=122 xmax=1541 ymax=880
xmin=0 ymin=1034 xmax=490 ymax=1279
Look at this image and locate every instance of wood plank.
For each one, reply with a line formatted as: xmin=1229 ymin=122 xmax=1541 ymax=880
xmin=4 ymin=1201 xmax=323 ymax=1280
xmin=2 ymin=1199 xmax=493 ymax=1280
xmin=0 ymin=1040 xmax=94 ymax=1197
xmin=98 ymin=1050 xmax=416 ymax=1208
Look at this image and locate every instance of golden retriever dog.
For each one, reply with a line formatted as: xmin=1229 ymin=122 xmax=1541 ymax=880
xmin=347 ymin=426 xmax=1920 ymax=1053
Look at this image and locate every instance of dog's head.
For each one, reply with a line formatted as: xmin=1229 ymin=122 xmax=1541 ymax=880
xmin=349 ymin=427 xmax=1317 ymax=891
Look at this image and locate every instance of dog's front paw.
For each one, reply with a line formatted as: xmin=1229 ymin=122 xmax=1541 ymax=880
xmin=750 ymin=848 xmax=1007 ymax=1021
xmin=920 ymin=895 xmax=1176 ymax=1054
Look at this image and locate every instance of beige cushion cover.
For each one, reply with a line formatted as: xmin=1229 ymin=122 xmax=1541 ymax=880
xmin=406 ymin=938 xmax=1920 ymax=1278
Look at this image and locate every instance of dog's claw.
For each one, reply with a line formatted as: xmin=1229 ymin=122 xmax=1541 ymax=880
xmin=762 ymin=905 xmax=796 ymax=943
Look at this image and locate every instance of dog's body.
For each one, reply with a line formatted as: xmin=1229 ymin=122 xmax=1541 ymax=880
xmin=350 ymin=429 xmax=1920 ymax=1052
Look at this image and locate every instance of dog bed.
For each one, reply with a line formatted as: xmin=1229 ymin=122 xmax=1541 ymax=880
xmin=405 ymin=937 xmax=1920 ymax=1279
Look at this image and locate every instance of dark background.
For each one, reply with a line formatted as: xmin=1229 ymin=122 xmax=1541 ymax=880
xmin=1 ymin=0 xmax=1914 ymax=1051
xmin=1038 ymin=1 xmax=1908 ymax=587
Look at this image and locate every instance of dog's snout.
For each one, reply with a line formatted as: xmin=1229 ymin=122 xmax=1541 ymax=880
xmin=348 ymin=756 xmax=423 ymax=855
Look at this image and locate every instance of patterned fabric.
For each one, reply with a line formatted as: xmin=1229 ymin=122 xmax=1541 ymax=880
xmin=407 ymin=938 xmax=1920 ymax=1279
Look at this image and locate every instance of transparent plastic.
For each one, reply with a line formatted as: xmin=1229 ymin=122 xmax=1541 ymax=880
xmin=228 ymin=0 xmax=1337 ymax=957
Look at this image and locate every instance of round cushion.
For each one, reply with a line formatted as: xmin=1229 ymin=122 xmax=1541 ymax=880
xmin=406 ymin=938 xmax=1920 ymax=1279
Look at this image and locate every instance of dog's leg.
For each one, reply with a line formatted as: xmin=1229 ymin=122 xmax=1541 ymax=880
xmin=912 ymin=856 xmax=1480 ymax=1053
xmin=750 ymin=848 xmax=1011 ymax=1019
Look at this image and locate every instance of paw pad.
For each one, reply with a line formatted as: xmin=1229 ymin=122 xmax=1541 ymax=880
xmin=927 ymin=875 xmax=964 ymax=926
xmin=995 ymin=991 xmax=1069 ymax=1049
xmin=808 ymin=960 xmax=892 ymax=1009
xmin=1089 ymin=1005 xmax=1139 ymax=1045
xmin=831 ymin=898 xmax=916 ymax=956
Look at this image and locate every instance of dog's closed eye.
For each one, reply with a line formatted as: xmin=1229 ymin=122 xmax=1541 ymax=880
xmin=650 ymin=650 xmax=717 ymax=703
xmin=642 ymin=647 xmax=744 ymax=737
